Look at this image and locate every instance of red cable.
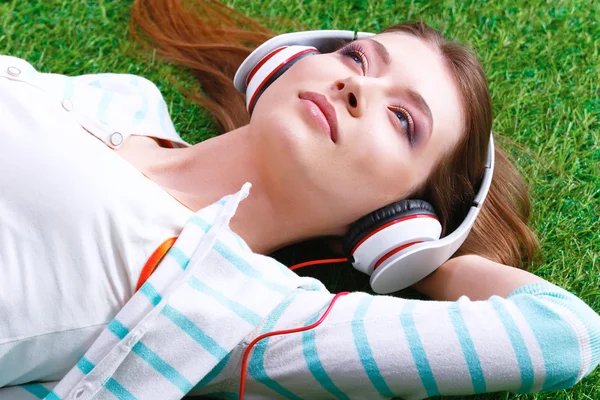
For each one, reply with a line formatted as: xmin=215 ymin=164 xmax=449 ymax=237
xmin=288 ymin=257 xmax=348 ymax=271
xmin=238 ymin=291 xmax=350 ymax=399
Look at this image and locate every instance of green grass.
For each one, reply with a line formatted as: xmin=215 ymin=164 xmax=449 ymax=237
xmin=1 ymin=0 xmax=598 ymax=399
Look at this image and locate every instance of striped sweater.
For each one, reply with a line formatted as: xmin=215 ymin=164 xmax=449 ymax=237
xmin=3 ymin=184 xmax=599 ymax=400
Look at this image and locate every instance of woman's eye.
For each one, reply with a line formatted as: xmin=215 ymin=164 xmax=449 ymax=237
xmin=390 ymin=107 xmax=415 ymax=146
xmin=339 ymin=42 xmax=368 ymax=74
xmin=348 ymin=53 xmax=363 ymax=65
xmin=394 ymin=110 xmax=409 ymax=131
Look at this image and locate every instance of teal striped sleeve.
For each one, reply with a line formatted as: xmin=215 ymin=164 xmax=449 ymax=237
xmin=507 ymin=282 xmax=600 ymax=389
xmin=250 ymin=282 xmax=600 ymax=399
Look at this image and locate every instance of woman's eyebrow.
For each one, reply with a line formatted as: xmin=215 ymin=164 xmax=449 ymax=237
xmin=407 ymin=88 xmax=434 ymax=139
xmin=366 ymin=39 xmax=391 ymax=66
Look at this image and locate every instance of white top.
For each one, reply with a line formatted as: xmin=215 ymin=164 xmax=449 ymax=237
xmin=0 ymin=55 xmax=193 ymax=385
xmin=1 ymin=56 xmax=599 ymax=400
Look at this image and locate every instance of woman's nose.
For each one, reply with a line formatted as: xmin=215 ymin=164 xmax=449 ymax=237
xmin=334 ymin=77 xmax=367 ymax=118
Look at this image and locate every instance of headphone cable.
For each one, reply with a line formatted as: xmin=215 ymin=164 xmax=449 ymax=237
xmin=288 ymin=257 xmax=349 ymax=271
xmin=238 ymin=290 xmax=350 ymax=399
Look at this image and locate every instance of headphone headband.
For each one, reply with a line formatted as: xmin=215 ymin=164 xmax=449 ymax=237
xmin=474 ymin=133 xmax=494 ymax=206
xmin=234 ymin=30 xmax=374 ymax=95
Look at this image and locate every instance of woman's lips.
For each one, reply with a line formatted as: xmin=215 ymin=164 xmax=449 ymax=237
xmin=298 ymin=91 xmax=338 ymax=143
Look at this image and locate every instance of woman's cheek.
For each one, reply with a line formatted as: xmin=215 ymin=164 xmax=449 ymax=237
xmin=361 ymin=124 xmax=402 ymax=161
xmin=363 ymin=133 xmax=413 ymax=193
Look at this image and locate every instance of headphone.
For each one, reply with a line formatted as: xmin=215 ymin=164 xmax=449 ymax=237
xmin=233 ymin=30 xmax=495 ymax=294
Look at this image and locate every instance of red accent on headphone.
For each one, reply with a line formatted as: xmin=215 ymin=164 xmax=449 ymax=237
xmin=246 ymin=46 xmax=287 ymax=85
xmin=247 ymin=48 xmax=319 ymax=112
xmin=373 ymin=240 xmax=423 ymax=271
xmin=350 ymin=214 xmax=438 ymax=255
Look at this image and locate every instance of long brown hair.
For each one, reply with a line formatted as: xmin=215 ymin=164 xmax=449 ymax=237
xmin=130 ymin=0 xmax=540 ymax=268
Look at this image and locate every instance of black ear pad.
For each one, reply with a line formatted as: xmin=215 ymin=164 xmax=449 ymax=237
xmin=342 ymin=199 xmax=437 ymax=256
xmin=248 ymin=50 xmax=320 ymax=114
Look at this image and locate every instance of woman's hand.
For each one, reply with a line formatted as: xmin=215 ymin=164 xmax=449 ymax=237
xmin=411 ymin=254 xmax=544 ymax=301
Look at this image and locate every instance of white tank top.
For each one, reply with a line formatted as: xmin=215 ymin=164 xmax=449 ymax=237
xmin=0 ymin=56 xmax=194 ymax=385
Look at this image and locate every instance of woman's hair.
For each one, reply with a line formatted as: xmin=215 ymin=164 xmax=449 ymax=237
xmin=130 ymin=0 xmax=540 ymax=268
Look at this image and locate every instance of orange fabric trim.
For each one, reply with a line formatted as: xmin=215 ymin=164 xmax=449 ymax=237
xmin=157 ymin=138 xmax=175 ymax=149
xmin=135 ymin=236 xmax=178 ymax=292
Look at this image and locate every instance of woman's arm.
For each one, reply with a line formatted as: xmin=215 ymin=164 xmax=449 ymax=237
xmin=236 ymin=263 xmax=600 ymax=399
xmin=412 ymin=254 xmax=545 ymax=301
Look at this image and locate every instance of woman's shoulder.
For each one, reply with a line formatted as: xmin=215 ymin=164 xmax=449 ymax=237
xmin=0 ymin=55 xmax=189 ymax=148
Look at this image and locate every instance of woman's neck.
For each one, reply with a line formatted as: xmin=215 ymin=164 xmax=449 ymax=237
xmin=135 ymin=126 xmax=324 ymax=254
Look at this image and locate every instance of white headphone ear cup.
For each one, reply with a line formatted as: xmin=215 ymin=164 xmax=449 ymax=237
xmin=370 ymin=241 xmax=445 ymax=294
xmin=351 ymin=216 xmax=442 ymax=276
xmin=245 ymin=45 xmax=319 ymax=113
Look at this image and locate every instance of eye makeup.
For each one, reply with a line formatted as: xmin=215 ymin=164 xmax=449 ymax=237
xmin=389 ymin=106 xmax=416 ymax=146
xmin=339 ymin=42 xmax=368 ymax=75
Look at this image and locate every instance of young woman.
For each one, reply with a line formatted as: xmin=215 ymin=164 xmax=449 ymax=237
xmin=1 ymin=0 xmax=598 ymax=399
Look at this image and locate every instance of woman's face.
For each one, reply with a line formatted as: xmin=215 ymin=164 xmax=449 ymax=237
xmin=250 ymin=32 xmax=464 ymax=233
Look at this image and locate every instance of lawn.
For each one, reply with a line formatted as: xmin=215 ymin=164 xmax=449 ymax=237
xmin=0 ymin=0 xmax=598 ymax=399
